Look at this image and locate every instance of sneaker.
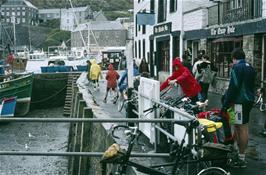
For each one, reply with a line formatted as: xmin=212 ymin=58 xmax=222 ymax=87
xmin=230 ymin=158 xmax=247 ymax=168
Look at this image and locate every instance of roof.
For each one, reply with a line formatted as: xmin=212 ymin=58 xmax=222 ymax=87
xmin=183 ymin=0 xmax=215 ymax=13
xmin=39 ymin=9 xmax=61 ymax=14
xmin=74 ymin=21 xmax=126 ymax=32
xmin=39 ymin=6 xmax=89 ymax=13
xmin=62 ymin=6 xmax=89 ymax=13
xmin=2 ymin=0 xmax=37 ymax=9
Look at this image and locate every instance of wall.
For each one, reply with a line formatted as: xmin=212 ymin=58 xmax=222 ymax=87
xmin=184 ymin=8 xmax=208 ymax=31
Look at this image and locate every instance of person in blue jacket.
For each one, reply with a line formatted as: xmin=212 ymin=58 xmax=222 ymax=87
xmin=118 ymin=61 xmax=139 ymax=94
xmin=221 ymin=48 xmax=256 ymax=168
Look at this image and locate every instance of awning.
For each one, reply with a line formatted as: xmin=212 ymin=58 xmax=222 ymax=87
xmin=212 ymin=37 xmax=243 ymax=43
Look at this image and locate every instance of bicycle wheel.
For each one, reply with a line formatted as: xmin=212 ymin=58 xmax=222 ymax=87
xmin=197 ymin=167 xmax=230 ymax=175
xmin=117 ymin=97 xmax=125 ymax=112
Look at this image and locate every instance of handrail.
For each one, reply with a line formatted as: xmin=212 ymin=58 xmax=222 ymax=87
xmin=0 ymin=118 xmax=184 ymax=123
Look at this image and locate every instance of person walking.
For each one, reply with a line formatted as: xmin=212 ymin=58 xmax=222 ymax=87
xmin=195 ymin=55 xmax=217 ymax=102
xmin=221 ymin=48 xmax=256 ymax=168
xmin=160 ymin=57 xmax=201 ymax=102
xmin=104 ymin=64 xmax=120 ymax=103
xmin=89 ymin=59 xmax=102 ymax=90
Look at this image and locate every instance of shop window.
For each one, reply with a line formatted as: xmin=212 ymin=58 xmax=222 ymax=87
xmin=210 ymin=37 xmax=243 ymax=78
xmin=157 ymin=40 xmax=170 ymax=72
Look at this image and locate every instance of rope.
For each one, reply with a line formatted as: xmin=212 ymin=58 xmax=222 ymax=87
xmin=31 ymin=84 xmax=68 ymax=104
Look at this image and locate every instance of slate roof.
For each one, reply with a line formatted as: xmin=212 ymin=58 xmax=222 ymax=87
xmin=74 ymin=21 xmax=126 ymax=32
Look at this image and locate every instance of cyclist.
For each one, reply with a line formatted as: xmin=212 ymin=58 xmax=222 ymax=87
xmin=118 ymin=61 xmax=139 ymax=98
xmin=160 ymin=57 xmax=201 ymax=103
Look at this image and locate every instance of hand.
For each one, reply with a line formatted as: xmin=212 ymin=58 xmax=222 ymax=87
xmin=168 ymin=80 xmax=176 ymax=86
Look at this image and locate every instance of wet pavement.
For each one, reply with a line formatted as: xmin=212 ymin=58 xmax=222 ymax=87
xmin=0 ymin=107 xmax=69 ymax=175
xmin=79 ymin=71 xmax=266 ymax=175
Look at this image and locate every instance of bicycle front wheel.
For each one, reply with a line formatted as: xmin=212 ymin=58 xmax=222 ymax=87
xmin=197 ymin=167 xmax=230 ymax=175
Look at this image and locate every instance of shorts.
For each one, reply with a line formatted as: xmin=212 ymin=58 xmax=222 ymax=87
xmin=239 ymin=102 xmax=253 ymax=124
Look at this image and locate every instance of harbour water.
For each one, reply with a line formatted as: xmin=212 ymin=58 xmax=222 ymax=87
xmin=0 ymin=107 xmax=69 ymax=175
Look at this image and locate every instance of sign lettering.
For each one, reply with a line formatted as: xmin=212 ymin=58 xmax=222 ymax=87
xmin=210 ymin=26 xmax=236 ymax=36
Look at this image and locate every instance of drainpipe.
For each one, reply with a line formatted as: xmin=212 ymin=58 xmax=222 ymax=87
xmin=179 ymin=0 xmax=183 ymax=62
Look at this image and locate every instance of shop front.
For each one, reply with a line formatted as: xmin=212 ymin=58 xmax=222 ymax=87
xmin=151 ymin=22 xmax=180 ymax=82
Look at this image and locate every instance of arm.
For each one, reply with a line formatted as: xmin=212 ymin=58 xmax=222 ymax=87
xmin=160 ymin=74 xmax=177 ymax=91
xmin=222 ymin=67 xmax=241 ymax=109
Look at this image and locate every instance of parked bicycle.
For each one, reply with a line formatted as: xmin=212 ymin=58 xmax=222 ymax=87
xmin=254 ymin=88 xmax=266 ymax=112
xmin=100 ymin=119 xmax=232 ymax=175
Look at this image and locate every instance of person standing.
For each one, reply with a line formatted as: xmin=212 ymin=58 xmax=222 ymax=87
xmin=139 ymin=58 xmax=149 ymax=74
xmin=89 ymin=59 xmax=102 ymax=90
xmin=104 ymin=64 xmax=120 ymax=103
xmin=221 ymin=48 xmax=256 ymax=168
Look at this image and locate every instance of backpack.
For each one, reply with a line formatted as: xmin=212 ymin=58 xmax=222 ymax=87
xmin=201 ymin=65 xmax=213 ymax=84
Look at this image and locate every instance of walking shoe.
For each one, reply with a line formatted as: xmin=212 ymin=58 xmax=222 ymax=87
xmin=230 ymin=158 xmax=247 ymax=168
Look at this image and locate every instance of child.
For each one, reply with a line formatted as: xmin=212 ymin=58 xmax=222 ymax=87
xmin=104 ymin=64 xmax=120 ymax=103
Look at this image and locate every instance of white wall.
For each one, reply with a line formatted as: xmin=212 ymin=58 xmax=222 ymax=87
xmin=263 ymin=0 xmax=266 ymax=17
xmin=134 ymin=0 xmax=153 ymax=62
xmin=184 ymin=8 xmax=208 ymax=31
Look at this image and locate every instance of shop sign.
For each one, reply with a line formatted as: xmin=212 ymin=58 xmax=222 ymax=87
xmin=154 ymin=22 xmax=171 ymax=36
xmin=210 ymin=26 xmax=236 ymax=36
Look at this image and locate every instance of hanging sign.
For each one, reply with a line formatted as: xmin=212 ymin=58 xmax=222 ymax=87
xmin=154 ymin=22 xmax=172 ymax=36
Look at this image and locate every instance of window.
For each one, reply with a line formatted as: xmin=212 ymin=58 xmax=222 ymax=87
xmin=22 ymin=18 xmax=25 ymax=23
xmin=135 ymin=16 xmax=138 ymax=37
xmin=7 ymin=18 xmax=10 ymax=22
xmin=158 ymin=0 xmax=167 ymax=22
xmin=138 ymin=40 xmax=141 ymax=59
xmin=17 ymin=18 xmax=20 ymax=23
xmin=210 ymin=37 xmax=243 ymax=78
xmin=230 ymin=0 xmax=243 ymax=9
xmin=1 ymin=12 xmax=4 ymax=16
xmin=150 ymin=0 xmax=155 ymax=12
xmin=17 ymin=11 xmax=20 ymax=15
xmin=142 ymin=39 xmax=146 ymax=59
xmin=22 ymin=11 xmax=25 ymax=16
xmin=7 ymin=12 xmax=9 ymax=16
xmin=170 ymin=0 xmax=177 ymax=12
xmin=142 ymin=25 xmax=146 ymax=34
xmin=135 ymin=41 xmax=137 ymax=58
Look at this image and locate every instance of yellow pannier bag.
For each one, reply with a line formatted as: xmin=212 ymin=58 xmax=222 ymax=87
xmin=198 ymin=118 xmax=223 ymax=133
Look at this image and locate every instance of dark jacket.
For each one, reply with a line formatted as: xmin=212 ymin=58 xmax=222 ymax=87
xmin=222 ymin=59 xmax=256 ymax=108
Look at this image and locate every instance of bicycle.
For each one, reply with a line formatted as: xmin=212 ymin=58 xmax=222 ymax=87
xmin=117 ymin=88 xmax=138 ymax=113
xmin=254 ymin=88 xmax=266 ymax=112
xmin=100 ymin=120 xmax=232 ymax=175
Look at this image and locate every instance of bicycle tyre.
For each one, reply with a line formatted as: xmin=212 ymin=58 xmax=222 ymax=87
xmin=118 ymin=98 xmax=125 ymax=112
xmin=197 ymin=167 xmax=230 ymax=175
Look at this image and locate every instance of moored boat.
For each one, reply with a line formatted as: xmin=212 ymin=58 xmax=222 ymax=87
xmin=0 ymin=73 xmax=33 ymax=116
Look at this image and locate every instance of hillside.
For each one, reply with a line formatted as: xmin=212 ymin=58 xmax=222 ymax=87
xmin=29 ymin=0 xmax=133 ymax=20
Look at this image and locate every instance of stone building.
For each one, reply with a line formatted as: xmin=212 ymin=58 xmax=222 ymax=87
xmin=0 ymin=0 xmax=38 ymax=25
xmin=71 ymin=20 xmax=127 ymax=60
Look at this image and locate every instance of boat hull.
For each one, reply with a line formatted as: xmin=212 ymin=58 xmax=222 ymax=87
xmin=0 ymin=74 xmax=33 ymax=116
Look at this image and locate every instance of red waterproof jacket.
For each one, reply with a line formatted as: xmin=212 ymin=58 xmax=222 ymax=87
xmin=160 ymin=58 xmax=201 ymax=97
xmin=106 ymin=64 xmax=120 ymax=89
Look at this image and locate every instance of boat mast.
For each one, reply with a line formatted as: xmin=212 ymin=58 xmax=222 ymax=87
xmin=11 ymin=13 xmax=16 ymax=54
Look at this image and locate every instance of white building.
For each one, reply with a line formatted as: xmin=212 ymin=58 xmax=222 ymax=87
xmin=60 ymin=6 xmax=92 ymax=32
xmin=135 ymin=0 xmax=266 ymax=93
xmin=39 ymin=8 xmax=61 ymax=22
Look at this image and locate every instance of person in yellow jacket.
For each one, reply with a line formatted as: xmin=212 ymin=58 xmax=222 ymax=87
xmin=89 ymin=59 xmax=102 ymax=90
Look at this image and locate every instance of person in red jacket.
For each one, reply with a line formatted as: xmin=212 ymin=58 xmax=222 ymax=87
xmin=104 ymin=64 xmax=120 ymax=103
xmin=160 ymin=57 xmax=201 ymax=102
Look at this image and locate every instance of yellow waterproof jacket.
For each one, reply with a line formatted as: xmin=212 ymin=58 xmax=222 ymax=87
xmin=90 ymin=59 xmax=101 ymax=80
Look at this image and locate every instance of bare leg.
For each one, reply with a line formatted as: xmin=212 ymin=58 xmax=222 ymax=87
xmin=234 ymin=124 xmax=249 ymax=154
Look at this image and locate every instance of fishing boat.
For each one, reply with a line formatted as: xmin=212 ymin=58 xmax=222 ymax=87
xmin=0 ymin=97 xmax=17 ymax=117
xmin=29 ymin=50 xmax=48 ymax=61
xmin=0 ymin=73 xmax=33 ymax=116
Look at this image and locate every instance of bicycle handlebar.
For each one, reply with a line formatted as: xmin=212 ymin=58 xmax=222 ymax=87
xmin=111 ymin=125 xmax=143 ymax=144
